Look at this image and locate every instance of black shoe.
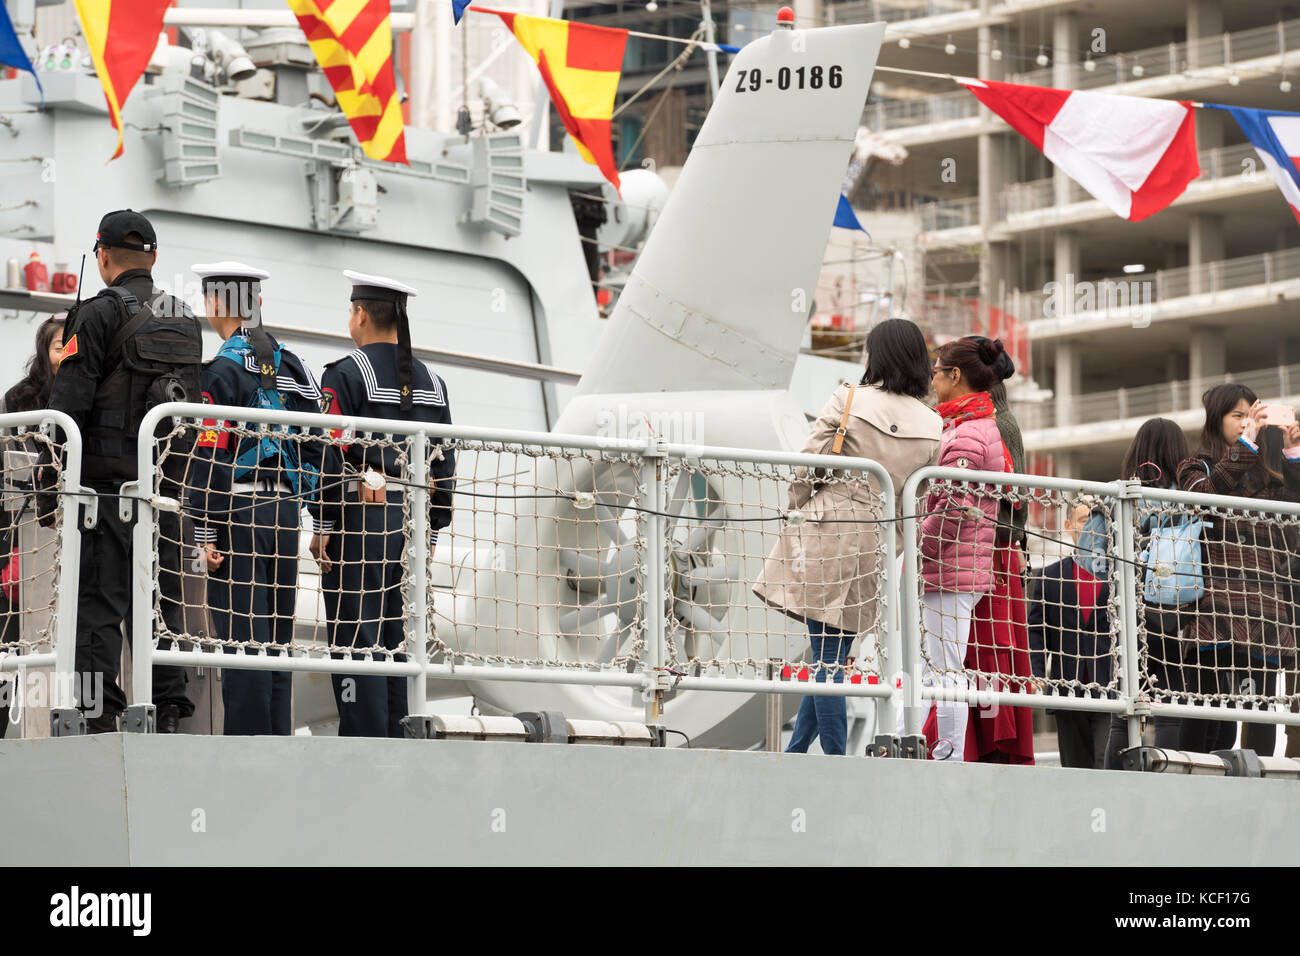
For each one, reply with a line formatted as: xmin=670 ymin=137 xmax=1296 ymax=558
xmin=157 ymin=704 xmax=181 ymax=734
xmin=86 ymin=712 xmax=119 ymax=734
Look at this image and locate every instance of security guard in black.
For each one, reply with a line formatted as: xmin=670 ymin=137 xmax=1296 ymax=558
xmin=46 ymin=209 xmax=197 ymax=733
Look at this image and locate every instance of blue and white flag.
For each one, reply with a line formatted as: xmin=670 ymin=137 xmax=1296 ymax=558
xmin=1206 ymin=103 xmax=1300 ymax=225
xmin=700 ymin=41 xmax=742 ymax=54
xmin=453 ymin=0 xmax=471 ymax=24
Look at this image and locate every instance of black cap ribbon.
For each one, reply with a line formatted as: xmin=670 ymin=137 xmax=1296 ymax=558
xmin=396 ymin=297 xmax=413 ymax=413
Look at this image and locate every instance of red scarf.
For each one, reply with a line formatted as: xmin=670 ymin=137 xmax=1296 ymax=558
xmin=1074 ymin=561 xmax=1101 ymax=625
xmin=936 ymin=391 xmax=1014 ymax=474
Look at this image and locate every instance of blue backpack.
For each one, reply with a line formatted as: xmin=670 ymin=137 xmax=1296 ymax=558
xmin=215 ymin=336 xmax=320 ymax=497
xmin=1140 ymin=462 xmax=1213 ymax=607
xmin=1141 ymin=513 xmax=1210 ymax=606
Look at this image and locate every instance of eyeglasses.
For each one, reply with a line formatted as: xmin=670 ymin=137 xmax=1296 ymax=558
xmin=932 ymin=364 xmax=956 ymax=374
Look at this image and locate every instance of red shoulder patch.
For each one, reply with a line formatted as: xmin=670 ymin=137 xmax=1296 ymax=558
xmin=197 ymin=393 xmax=229 ymax=449
xmin=60 ymin=333 xmax=79 ymax=361
xmin=322 ymin=387 xmax=349 ymax=448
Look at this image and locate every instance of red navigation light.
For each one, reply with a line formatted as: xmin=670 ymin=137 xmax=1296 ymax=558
xmin=776 ymin=6 xmax=794 ymax=23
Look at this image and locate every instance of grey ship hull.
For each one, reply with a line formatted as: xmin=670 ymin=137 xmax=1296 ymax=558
xmin=4 ymin=733 xmax=1293 ymax=865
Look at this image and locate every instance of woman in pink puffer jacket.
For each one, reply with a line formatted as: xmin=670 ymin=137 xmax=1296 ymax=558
xmin=915 ymin=336 xmax=1012 ymax=760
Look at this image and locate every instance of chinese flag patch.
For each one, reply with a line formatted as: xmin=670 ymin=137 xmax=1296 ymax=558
xmin=196 ymin=420 xmax=230 ymax=449
xmin=61 ymin=333 xmax=79 ymax=360
xmin=196 ymin=391 xmax=230 ymax=449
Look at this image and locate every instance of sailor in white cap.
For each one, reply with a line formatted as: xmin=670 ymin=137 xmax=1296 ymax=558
xmin=187 ymin=261 xmax=325 ymax=736
xmin=307 ymin=270 xmax=456 ymax=738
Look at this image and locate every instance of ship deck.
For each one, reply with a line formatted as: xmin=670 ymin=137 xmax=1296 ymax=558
xmin=3 ymin=735 xmax=1293 ymax=865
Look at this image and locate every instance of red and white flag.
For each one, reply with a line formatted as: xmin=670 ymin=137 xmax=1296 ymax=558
xmin=958 ymin=78 xmax=1200 ymax=222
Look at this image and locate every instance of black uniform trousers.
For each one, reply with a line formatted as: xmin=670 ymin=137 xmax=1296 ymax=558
xmin=207 ymin=493 xmax=299 ymax=735
xmin=1176 ymin=643 xmax=1275 ymax=755
xmin=323 ymin=492 xmax=408 ymax=738
xmin=1104 ymin=607 xmax=1188 ymax=769
xmin=1055 ymin=712 xmax=1110 ymax=769
xmin=75 ymin=492 xmax=192 ymax=733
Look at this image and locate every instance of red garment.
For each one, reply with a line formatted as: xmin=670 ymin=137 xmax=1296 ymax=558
xmin=919 ymin=544 xmax=1035 ymax=764
xmin=935 ymin=391 xmax=996 ymax=430
xmin=962 ymin=543 xmax=1036 ymax=764
xmin=934 ymin=391 xmax=1015 ymax=475
xmin=0 ymin=548 xmax=16 ymax=603
xmin=1073 ymin=562 xmax=1100 ymax=625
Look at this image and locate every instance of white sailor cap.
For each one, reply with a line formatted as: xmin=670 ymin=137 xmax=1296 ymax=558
xmin=192 ymin=261 xmax=271 ymax=285
xmin=344 ymin=269 xmax=417 ymax=302
xmin=194 ymin=262 xmax=267 ymax=327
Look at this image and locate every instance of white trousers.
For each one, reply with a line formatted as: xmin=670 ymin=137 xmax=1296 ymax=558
xmin=898 ymin=590 xmax=983 ymax=760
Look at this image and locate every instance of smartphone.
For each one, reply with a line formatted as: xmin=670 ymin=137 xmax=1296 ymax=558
xmin=1260 ymin=404 xmax=1297 ymax=428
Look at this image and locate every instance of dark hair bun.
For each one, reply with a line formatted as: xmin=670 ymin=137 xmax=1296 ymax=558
xmin=995 ymin=355 xmax=1015 ymax=383
xmin=975 ymin=337 xmax=1003 ymax=365
xmin=974 ymin=337 xmax=1015 ymax=381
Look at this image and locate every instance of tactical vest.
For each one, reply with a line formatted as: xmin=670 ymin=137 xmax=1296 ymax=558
xmin=84 ymin=286 xmax=204 ymax=482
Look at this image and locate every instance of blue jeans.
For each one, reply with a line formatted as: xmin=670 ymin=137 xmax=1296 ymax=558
xmin=785 ymin=620 xmax=851 ymax=756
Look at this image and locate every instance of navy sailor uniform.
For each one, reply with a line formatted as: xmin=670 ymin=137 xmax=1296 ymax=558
xmin=310 ymin=343 xmax=455 ymax=738
xmin=187 ymin=328 xmax=324 ymax=736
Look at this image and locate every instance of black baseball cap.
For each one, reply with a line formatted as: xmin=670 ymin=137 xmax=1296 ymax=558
xmin=95 ymin=209 xmax=157 ymax=252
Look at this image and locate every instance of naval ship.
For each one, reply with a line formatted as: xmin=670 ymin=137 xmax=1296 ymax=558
xmin=1 ymin=2 xmax=1297 ymax=867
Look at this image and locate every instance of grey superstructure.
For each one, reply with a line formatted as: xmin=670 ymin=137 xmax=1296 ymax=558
xmin=0 ymin=51 xmax=604 ymax=432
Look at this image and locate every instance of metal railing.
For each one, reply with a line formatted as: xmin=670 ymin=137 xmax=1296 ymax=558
xmin=918 ymin=195 xmax=980 ymax=232
xmin=833 ymin=0 xmax=978 ymax=26
xmin=922 ymin=142 xmax=1261 ymax=235
xmin=865 ymin=89 xmax=978 ymax=133
xmin=999 ymin=143 xmax=1262 ymax=220
xmin=1009 ymin=18 xmax=1300 ymax=91
xmin=865 ymin=19 xmax=1300 ymax=135
xmin=1014 ymin=362 xmax=1300 ymax=432
xmin=900 ymin=466 xmax=1300 ymax=763
xmin=0 ymin=410 xmax=86 ymax=734
xmin=122 ymin=403 xmax=901 ymax=733
xmin=1017 ymin=247 xmax=1300 ymax=326
xmin=11 ymin=404 xmax=1300 ymax=765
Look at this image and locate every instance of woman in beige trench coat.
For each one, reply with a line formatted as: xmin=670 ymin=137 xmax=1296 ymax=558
xmin=754 ymin=319 xmax=941 ymax=754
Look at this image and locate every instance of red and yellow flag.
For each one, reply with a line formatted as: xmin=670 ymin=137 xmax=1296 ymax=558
xmin=481 ymin=7 xmax=627 ymax=190
xmin=287 ymin=0 xmax=407 ymax=164
xmin=72 ymin=0 xmax=172 ymax=160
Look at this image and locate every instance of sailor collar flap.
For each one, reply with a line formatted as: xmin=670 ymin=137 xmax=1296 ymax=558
xmin=844 ymin=385 xmax=941 ymax=441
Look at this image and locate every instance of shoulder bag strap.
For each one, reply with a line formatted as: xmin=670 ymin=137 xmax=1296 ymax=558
xmin=105 ymin=290 xmax=154 ymax=359
xmin=830 ymin=386 xmax=856 ymax=454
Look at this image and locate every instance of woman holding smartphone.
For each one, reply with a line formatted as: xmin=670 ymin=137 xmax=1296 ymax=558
xmin=1177 ymin=385 xmax=1300 ymax=755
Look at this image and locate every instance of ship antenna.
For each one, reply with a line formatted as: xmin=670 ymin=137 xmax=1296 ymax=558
xmin=65 ymin=252 xmax=86 ymax=333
